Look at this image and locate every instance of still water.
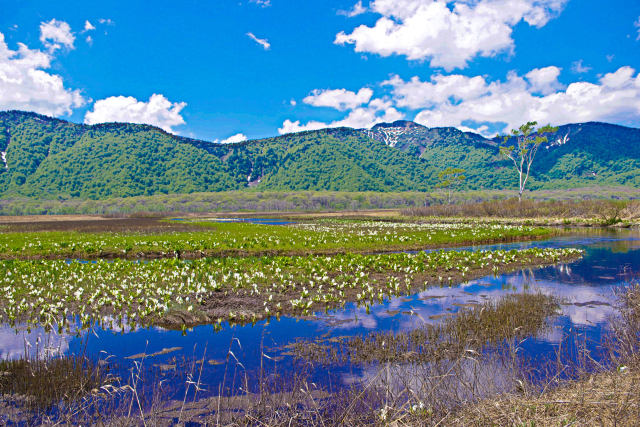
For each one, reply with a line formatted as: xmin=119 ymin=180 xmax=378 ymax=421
xmin=2 ymin=229 xmax=639 ymax=400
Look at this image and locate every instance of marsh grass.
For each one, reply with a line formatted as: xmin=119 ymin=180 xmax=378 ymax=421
xmin=0 ymin=247 xmax=581 ymax=331
xmin=0 ymin=352 xmax=110 ymax=421
xmin=443 ymin=282 xmax=640 ymax=426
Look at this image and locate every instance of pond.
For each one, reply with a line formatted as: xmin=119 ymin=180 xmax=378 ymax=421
xmin=170 ymin=217 xmax=296 ymax=225
xmin=2 ymin=228 xmax=639 ymax=406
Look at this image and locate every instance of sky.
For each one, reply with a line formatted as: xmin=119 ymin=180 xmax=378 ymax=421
xmin=1 ymin=0 xmax=640 ymax=142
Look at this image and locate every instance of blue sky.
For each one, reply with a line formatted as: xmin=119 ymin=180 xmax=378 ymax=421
xmin=1 ymin=0 xmax=640 ymax=141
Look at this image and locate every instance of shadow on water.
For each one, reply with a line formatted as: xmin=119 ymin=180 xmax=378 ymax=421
xmin=2 ymin=228 xmax=640 ymax=420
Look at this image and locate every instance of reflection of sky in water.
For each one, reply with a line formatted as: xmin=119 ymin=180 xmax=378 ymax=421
xmin=2 ymin=229 xmax=639 ymax=398
xmin=0 ymin=325 xmax=73 ymax=359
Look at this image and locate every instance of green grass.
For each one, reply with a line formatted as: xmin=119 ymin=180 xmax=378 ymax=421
xmin=0 ymin=220 xmax=554 ymax=259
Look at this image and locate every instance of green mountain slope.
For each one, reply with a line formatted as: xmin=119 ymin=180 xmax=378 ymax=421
xmin=0 ymin=110 xmax=639 ymax=199
xmin=364 ymin=120 xmax=640 ymax=190
xmin=0 ymin=111 xmax=434 ymax=198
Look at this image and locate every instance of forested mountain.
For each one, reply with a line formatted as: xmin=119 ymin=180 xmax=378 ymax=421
xmin=0 ymin=110 xmax=639 ymax=199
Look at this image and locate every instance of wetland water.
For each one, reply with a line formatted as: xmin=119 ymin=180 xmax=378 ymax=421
xmin=2 ymin=229 xmax=639 ymax=402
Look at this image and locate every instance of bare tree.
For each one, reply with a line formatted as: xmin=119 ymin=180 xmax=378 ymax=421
xmin=500 ymin=121 xmax=558 ymax=202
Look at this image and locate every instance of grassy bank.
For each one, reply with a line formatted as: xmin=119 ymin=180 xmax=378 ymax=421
xmin=0 ymin=220 xmax=554 ymax=259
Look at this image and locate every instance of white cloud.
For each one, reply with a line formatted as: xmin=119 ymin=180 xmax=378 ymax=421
xmin=303 ymin=87 xmax=373 ymax=111
xmin=84 ymin=94 xmax=187 ymax=133
xmin=525 ymin=66 xmax=564 ymax=95
xmin=39 ymin=19 xmax=75 ymax=51
xmin=635 ymin=16 xmax=640 ymax=40
xmin=279 ymin=99 xmax=403 ymax=134
xmin=335 ymin=0 xmax=567 ymax=70
xmin=382 ymin=66 xmax=640 ymax=135
xmin=250 ymin=0 xmax=272 ymax=7
xmin=86 ymin=35 xmax=93 ymax=45
xmin=98 ymin=18 xmax=114 ymax=25
xmin=217 ymin=133 xmax=248 ymax=144
xmin=0 ymin=32 xmax=85 ymax=116
xmin=382 ymin=74 xmax=489 ymax=109
xmin=338 ymin=1 xmax=367 ymax=17
xmin=83 ymin=20 xmax=96 ymax=32
xmin=247 ymin=32 xmax=271 ymax=50
xmin=571 ymin=59 xmax=591 ymax=74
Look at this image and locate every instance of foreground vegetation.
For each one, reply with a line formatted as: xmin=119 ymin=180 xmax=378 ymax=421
xmin=0 ymin=220 xmax=553 ymax=259
xmin=7 ymin=284 xmax=640 ymax=426
xmin=0 ymin=247 xmax=581 ymax=330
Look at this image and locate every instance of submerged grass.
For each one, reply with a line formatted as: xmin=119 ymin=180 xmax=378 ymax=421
xmin=289 ymin=293 xmax=559 ymax=365
xmin=0 ymin=353 xmax=110 ymax=421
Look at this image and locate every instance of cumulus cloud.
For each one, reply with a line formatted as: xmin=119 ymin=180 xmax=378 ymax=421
xmin=284 ymin=65 xmax=640 ymax=137
xmin=0 ymin=32 xmax=85 ymax=116
xmin=39 ymin=19 xmax=75 ymax=51
xmin=525 ymin=66 xmax=564 ymax=95
xmin=247 ymin=32 xmax=271 ymax=50
xmin=279 ymin=98 xmax=403 ymax=134
xmin=84 ymin=94 xmax=187 ymax=133
xmin=383 ymin=66 xmax=640 ymax=135
xmin=303 ymin=88 xmax=373 ymax=111
xmin=335 ymin=0 xmax=567 ymax=70
xmin=338 ymin=1 xmax=368 ymax=17
xmin=217 ymin=133 xmax=248 ymax=144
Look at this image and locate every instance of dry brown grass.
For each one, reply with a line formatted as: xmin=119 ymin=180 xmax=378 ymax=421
xmin=445 ymin=361 xmax=640 ymax=426
xmin=403 ymin=198 xmax=637 ymax=225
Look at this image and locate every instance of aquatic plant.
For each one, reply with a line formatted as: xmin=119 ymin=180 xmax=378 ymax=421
xmin=0 ymin=247 xmax=582 ymax=331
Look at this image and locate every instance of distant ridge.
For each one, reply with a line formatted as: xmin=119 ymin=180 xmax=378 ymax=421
xmin=1 ymin=110 xmax=639 ymax=199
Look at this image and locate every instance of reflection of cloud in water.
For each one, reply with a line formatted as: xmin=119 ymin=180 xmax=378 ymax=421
xmin=321 ymin=260 xmax=622 ymax=341
xmin=0 ymin=324 xmax=73 ymax=359
xmin=322 ymin=306 xmax=378 ymax=330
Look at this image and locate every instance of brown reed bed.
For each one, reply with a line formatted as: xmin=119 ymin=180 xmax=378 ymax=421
xmin=403 ymin=198 xmax=640 ymax=226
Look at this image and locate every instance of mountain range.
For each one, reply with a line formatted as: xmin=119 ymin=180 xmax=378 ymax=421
xmin=0 ymin=110 xmax=638 ymax=199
